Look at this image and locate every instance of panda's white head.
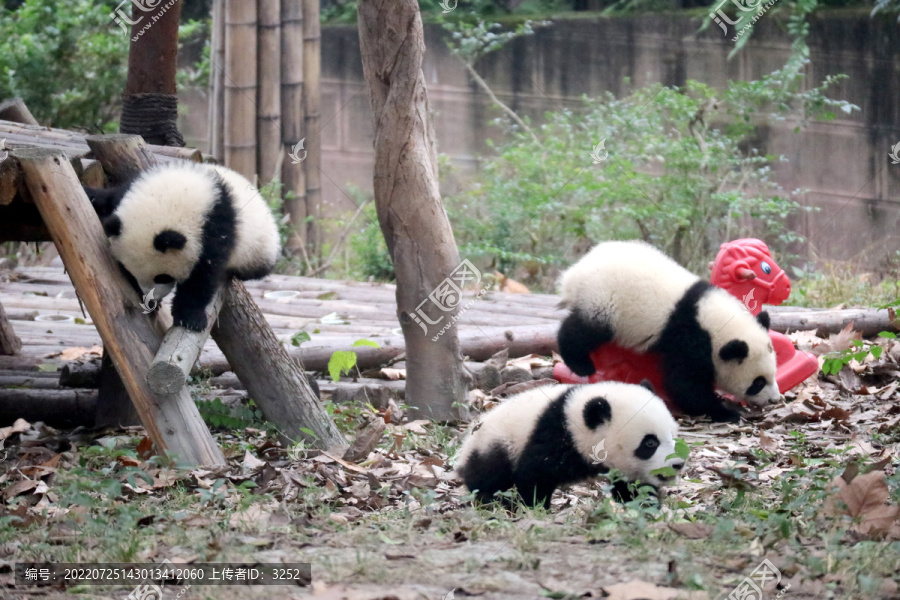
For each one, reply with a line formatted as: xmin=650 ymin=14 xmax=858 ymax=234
xmin=99 ymin=164 xmax=218 ymax=301
xmin=702 ymin=293 xmax=780 ymax=408
xmin=564 ymin=382 xmax=684 ymax=488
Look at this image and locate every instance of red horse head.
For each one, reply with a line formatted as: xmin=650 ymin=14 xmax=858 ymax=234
xmin=710 ymin=238 xmax=791 ymax=315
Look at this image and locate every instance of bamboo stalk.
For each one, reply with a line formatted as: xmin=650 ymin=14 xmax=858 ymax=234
xmin=280 ymin=0 xmax=306 ymax=253
xmin=208 ymin=0 xmax=226 ymax=159
xmin=302 ymin=0 xmax=321 ymax=259
xmin=224 ymin=0 xmax=259 ymax=178
xmin=257 ymin=0 xmax=282 ymax=184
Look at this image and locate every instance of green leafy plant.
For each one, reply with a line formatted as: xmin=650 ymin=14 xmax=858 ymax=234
xmin=291 ymin=331 xmax=312 ymax=346
xmin=0 ymin=0 xmax=128 ymax=130
xmin=651 ymin=438 xmax=690 ymax=479
xmin=195 ymin=397 xmax=264 ymax=430
xmin=820 ymin=332 xmax=896 ymax=375
xmin=327 ymin=339 xmax=379 ymax=382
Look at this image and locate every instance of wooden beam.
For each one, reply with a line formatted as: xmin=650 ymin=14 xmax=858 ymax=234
xmin=0 ymin=300 xmax=21 ymax=355
xmin=0 ymin=388 xmax=97 ymax=427
xmin=0 ymin=98 xmax=38 ymax=125
xmin=147 ymin=288 xmax=224 ymax=394
xmin=213 ymin=279 xmax=346 ymax=448
xmin=15 ymin=146 xmax=224 ymax=466
xmin=85 ymin=133 xmax=158 ymax=183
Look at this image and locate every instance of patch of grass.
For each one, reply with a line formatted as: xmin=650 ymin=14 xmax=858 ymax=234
xmin=791 ymin=260 xmax=900 ymax=308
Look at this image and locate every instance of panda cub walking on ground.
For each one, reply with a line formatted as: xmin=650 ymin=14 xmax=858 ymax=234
xmin=85 ymin=162 xmax=281 ymax=332
xmin=557 ymin=240 xmax=780 ymax=422
xmin=455 ymin=382 xmax=684 ymax=509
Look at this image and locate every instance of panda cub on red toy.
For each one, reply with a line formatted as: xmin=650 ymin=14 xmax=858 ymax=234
xmin=455 ymin=382 xmax=684 ymax=509
xmin=557 ymin=240 xmax=780 ymax=422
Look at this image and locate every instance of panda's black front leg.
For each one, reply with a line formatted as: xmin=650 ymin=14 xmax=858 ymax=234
xmin=660 ymin=352 xmax=741 ymax=423
xmin=171 ymin=263 xmax=227 ymax=331
xmin=557 ymin=309 xmax=614 ymax=377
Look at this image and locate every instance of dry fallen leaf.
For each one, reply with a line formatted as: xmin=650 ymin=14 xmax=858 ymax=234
xmin=603 ymin=580 xmax=682 ymax=600
xmin=242 ymin=450 xmax=266 ymax=471
xmin=668 ymin=522 xmax=712 ymax=539
xmin=136 ymin=436 xmax=155 ymax=460
xmin=758 ymin=431 xmax=779 ymax=452
xmin=0 ymin=418 xmax=30 ymax=442
xmin=378 ymin=367 xmax=405 ymax=380
xmin=826 ymin=470 xmax=900 ymax=538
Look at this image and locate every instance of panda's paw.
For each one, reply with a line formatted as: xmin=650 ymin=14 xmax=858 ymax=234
xmin=708 ymin=404 xmax=741 ymax=423
xmin=174 ymin=312 xmax=208 ymax=332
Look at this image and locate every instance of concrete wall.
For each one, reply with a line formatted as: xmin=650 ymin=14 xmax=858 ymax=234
xmin=180 ymin=11 xmax=900 ymax=268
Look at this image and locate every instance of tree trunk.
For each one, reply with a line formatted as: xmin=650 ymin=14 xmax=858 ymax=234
xmin=121 ymin=0 xmax=185 ymax=146
xmin=357 ymin=0 xmax=469 ymax=421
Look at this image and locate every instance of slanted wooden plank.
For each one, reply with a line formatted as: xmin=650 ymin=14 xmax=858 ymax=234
xmin=213 ymin=279 xmax=346 ymax=448
xmin=0 ymin=300 xmax=21 ymax=355
xmin=15 ymin=147 xmax=224 ymax=466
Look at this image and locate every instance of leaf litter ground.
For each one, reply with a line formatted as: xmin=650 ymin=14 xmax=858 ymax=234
xmin=1 ymin=330 xmax=900 ymax=599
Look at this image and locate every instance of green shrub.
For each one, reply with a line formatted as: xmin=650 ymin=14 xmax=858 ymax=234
xmin=444 ymin=57 xmax=857 ymax=289
xmin=0 ymin=0 xmax=128 ymax=131
xmin=0 ymin=0 xmax=209 ymax=132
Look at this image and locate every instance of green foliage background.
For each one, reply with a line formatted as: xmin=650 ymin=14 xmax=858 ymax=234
xmin=0 ymin=0 xmax=128 ymax=131
xmin=441 ymin=55 xmax=856 ymax=287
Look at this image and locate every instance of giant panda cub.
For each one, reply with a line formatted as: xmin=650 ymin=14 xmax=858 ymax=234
xmin=557 ymin=240 xmax=779 ymax=422
xmin=455 ymin=382 xmax=684 ymax=509
xmin=85 ymin=162 xmax=280 ymax=331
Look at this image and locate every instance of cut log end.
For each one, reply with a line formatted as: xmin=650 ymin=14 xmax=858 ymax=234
xmin=147 ymin=360 xmax=188 ymax=395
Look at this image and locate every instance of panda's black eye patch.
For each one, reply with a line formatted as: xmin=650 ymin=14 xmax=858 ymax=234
xmin=153 ymin=229 xmax=187 ymax=252
xmin=583 ymin=396 xmax=612 ymax=429
xmin=634 ymin=434 xmax=660 ymax=460
xmin=153 ymin=274 xmax=175 ymax=284
xmin=746 ymin=376 xmax=766 ymax=397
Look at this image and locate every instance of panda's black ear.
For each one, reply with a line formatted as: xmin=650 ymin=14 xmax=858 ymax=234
xmin=639 ymin=379 xmax=655 ymax=393
xmin=719 ymin=339 xmax=749 ymax=363
xmin=153 ymin=229 xmax=187 ymax=252
xmin=583 ymin=396 xmax=612 ymax=430
xmin=756 ymin=310 xmax=771 ymax=330
xmin=83 ymin=182 xmax=129 ymax=218
xmin=102 ymin=215 xmax=122 ymax=237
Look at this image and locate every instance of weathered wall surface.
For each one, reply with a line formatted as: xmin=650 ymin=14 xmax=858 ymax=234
xmin=180 ymin=11 xmax=900 ymax=268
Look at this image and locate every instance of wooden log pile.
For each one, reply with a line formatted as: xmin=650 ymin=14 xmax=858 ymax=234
xmin=0 ymin=119 xmax=212 ymax=243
